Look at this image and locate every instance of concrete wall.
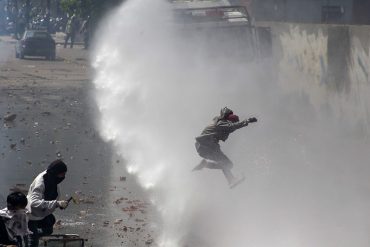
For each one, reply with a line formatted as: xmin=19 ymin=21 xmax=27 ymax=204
xmin=262 ymin=22 xmax=370 ymax=134
xmin=352 ymin=0 xmax=370 ymax=24
xmin=252 ymin=0 xmax=353 ymax=24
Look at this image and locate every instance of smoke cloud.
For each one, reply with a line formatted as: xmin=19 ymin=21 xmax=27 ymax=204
xmin=92 ymin=1 xmax=370 ymax=246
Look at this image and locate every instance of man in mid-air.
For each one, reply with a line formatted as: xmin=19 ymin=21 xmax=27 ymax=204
xmin=193 ymin=107 xmax=257 ymax=188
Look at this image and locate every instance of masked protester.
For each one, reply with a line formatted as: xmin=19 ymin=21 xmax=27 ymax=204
xmin=0 ymin=192 xmax=30 ymax=247
xmin=193 ymin=107 xmax=257 ymax=188
xmin=27 ymin=160 xmax=69 ymax=247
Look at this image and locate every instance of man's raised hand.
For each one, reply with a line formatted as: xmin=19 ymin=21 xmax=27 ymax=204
xmin=248 ymin=117 xmax=258 ymax=123
xmin=58 ymin=200 xmax=69 ymax=209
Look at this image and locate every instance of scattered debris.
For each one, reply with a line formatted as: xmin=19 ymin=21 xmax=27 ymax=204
xmin=78 ymin=210 xmax=87 ymax=217
xmin=0 ymin=51 xmax=157 ymax=245
xmin=114 ymin=219 xmax=123 ymax=225
xmin=122 ymin=200 xmax=150 ymax=215
xmin=145 ymin=239 xmax=154 ymax=245
xmin=4 ymin=113 xmax=16 ymax=122
xmin=114 ymin=197 xmax=127 ymax=205
xmin=73 ymin=192 xmax=96 ymax=204
xmin=41 ymin=111 xmax=51 ymax=116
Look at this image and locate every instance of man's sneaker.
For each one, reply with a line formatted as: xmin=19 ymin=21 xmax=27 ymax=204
xmin=229 ymin=175 xmax=246 ymax=189
xmin=192 ymin=160 xmax=207 ymax=171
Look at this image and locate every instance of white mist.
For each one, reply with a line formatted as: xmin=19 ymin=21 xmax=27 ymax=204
xmin=92 ymin=1 xmax=370 ymax=247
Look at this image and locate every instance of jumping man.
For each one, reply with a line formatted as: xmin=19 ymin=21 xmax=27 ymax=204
xmin=193 ymin=107 xmax=257 ymax=188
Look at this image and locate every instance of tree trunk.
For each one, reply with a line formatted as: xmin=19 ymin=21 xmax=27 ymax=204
xmin=45 ymin=0 xmax=51 ymax=32
xmin=25 ymin=0 xmax=30 ymax=27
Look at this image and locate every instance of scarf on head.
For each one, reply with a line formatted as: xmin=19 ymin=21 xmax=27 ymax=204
xmin=43 ymin=160 xmax=67 ymax=200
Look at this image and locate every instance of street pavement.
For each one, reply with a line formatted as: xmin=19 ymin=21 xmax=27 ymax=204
xmin=0 ymin=36 xmax=158 ymax=247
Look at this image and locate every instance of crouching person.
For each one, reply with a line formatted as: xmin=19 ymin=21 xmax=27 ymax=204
xmin=0 ymin=192 xmax=30 ymax=247
xmin=27 ymin=160 xmax=69 ymax=247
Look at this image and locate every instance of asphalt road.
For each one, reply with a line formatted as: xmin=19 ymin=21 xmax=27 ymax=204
xmin=0 ymin=37 xmax=158 ymax=247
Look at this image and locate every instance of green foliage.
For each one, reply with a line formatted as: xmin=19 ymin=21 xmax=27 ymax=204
xmin=60 ymin=0 xmax=124 ymax=34
xmin=60 ymin=0 xmax=79 ymax=16
xmin=61 ymin=0 xmax=123 ymax=18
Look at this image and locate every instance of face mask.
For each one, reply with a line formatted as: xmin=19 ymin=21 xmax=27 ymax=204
xmin=56 ymin=176 xmax=65 ymax=184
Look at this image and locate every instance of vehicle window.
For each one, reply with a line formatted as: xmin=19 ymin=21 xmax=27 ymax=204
xmin=25 ymin=31 xmax=49 ymax=38
xmin=24 ymin=31 xmax=34 ymax=38
xmin=33 ymin=32 xmax=49 ymax=38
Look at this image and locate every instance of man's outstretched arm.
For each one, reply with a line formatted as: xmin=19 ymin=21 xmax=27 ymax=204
xmin=220 ymin=117 xmax=258 ymax=133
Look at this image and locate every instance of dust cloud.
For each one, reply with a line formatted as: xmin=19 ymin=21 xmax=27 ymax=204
xmin=92 ymin=1 xmax=370 ymax=246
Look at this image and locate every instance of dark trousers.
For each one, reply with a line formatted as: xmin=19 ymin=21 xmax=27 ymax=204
xmin=0 ymin=217 xmax=17 ymax=245
xmin=83 ymin=33 xmax=89 ymax=49
xmin=195 ymin=142 xmax=233 ymax=168
xmin=195 ymin=141 xmax=236 ymax=184
xmin=28 ymin=214 xmax=56 ymax=247
xmin=0 ymin=217 xmax=27 ymax=247
xmin=64 ymin=33 xmax=75 ymax=48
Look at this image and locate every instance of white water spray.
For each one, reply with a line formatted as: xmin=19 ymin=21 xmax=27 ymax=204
xmin=92 ymin=1 xmax=370 ymax=246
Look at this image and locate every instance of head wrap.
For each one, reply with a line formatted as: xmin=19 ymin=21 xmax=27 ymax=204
xmin=226 ymin=114 xmax=239 ymax=122
xmin=43 ymin=160 xmax=67 ymax=200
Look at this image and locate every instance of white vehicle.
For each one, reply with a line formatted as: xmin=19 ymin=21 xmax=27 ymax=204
xmin=171 ymin=0 xmax=271 ymax=60
xmin=172 ymin=0 xmax=251 ymax=27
